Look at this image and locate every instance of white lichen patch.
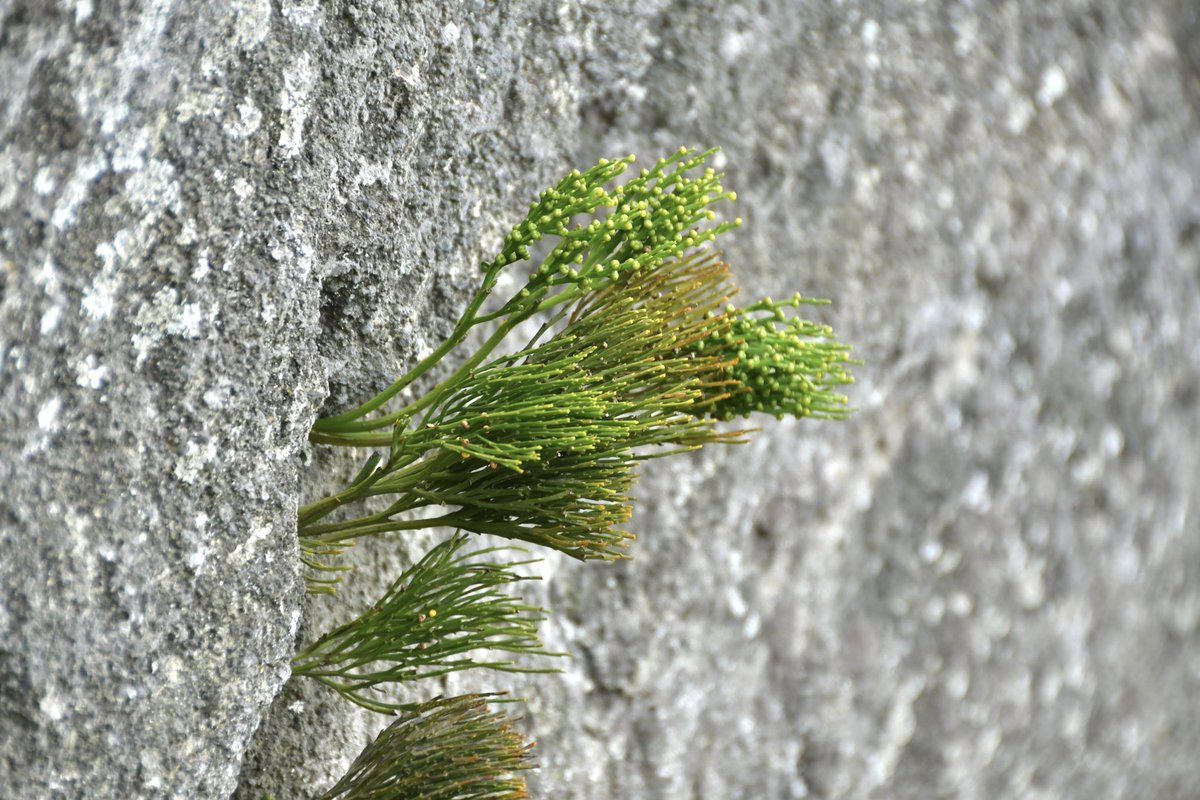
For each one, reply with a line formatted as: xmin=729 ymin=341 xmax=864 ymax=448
xmin=173 ymin=438 xmax=218 ymax=484
xmin=74 ymin=354 xmax=111 ymax=390
xmin=178 ymin=218 xmax=200 ymax=246
xmin=40 ymin=305 xmax=63 ymax=336
xmin=266 ymin=222 xmax=316 ymax=282
xmin=24 ymin=395 xmax=65 ymax=456
xmin=233 ymin=522 xmax=274 ymax=565
xmin=202 ymin=379 xmax=235 ymax=409
xmin=176 ymin=302 xmax=204 ymax=337
xmin=71 ymin=0 xmax=94 ymax=22
xmin=51 ymin=157 xmax=106 ymax=230
xmin=861 ymin=18 xmax=881 ymax=70
xmin=0 ymin=151 xmax=18 ymax=210
xmin=31 ymin=256 xmax=58 ymax=293
xmin=39 ymin=689 xmax=69 ymax=722
xmin=996 ymin=75 xmax=1035 ymax=135
xmin=865 ymin=676 xmax=926 ymax=790
xmin=183 ymin=512 xmax=211 ymax=573
xmin=278 ymin=53 xmax=314 ymax=159
xmin=83 ymin=234 xmax=134 ymax=322
xmin=1037 ymin=64 xmax=1068 ymax=108
xmin=193 ymin=247 xmax=211 ymax=280
xmin=37 ymin=397 xmax=62 ymax=432
xmin=111 ymin=123 xmax=156 ymax=173
xmin=355 ymin=156 xmax=393 ymax=187
xmin=960 ymin=470 xmax=991 ymax=513
xmin=282 ymin=0 xmax=321 ymax=28
xmin=226 ymin=97 xmax=263 ymax=140
xmin=175 ymin=88 xmax=226 ymax=124
xmin=82 ymin=274 xmax=119 ymax=321
xmin=34 ymin=167 xmax=57 ymax=195
xmin=393 ymin=62 xmax=421 ymax=87
xmin=132 ymin=287 xmax=207 ymax=366
xmin=98 ymin=98 xmax=133 ymax=137
xmin=124 ymin=157 xmax=183 ymax=218
xmin=156 ymin=654 xmax=186 ymax=686
xmin=186 ymin=543 xmax=209 ymax=572
xmin=720 ymin=29 xmax=748 ymax=62
xmin=260 ymin=296 xmax=278 ymax=324
xmin=819 ymin=135 xmax=850 ymax=190
xmin=231 ymin=0 xmax=272 ymax=51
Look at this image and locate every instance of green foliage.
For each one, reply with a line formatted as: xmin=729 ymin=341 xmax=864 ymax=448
xmin=295 ymin=148 xmax=858 ymax=799
xmin=694 ymin=295 xmax=857 ymax=421
xmin=298 ymin=251 xmax=745 ymax=567
xmin=318 ymin=694 xmax=534 ymax=800
xmin=309 ymin=147 xmax=738 ymax=441
xmin=293 ymin=535 xmax=558 ymax=714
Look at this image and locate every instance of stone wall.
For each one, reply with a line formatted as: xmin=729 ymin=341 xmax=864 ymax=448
xmin=2 ymin=1 xmax=1198 ymax=797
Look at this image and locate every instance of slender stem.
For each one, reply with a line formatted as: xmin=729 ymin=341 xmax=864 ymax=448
xmin=297 ymin=446 xmax=458 ymax=541
xmin=312 ymin=270 xmax=500 ymax=432
xmin=308 ymin=430 xmax=393 ymax=447
xmin=314 ymin=277 xmax=585 ymax=436
xmin=298 ymin=491 xmax=361 ymax=529
xmin=302 ymin=513 xmax=460 ymax=544
xmin=299 ymin=499 xmax=413 ymax=539
xmin=369 ymin=457 xmax=444 ymax=494
xmin=320 ymin=311 xmax=528 ymax=434
xmin=297 ymin=453 xmax=384 ymax=527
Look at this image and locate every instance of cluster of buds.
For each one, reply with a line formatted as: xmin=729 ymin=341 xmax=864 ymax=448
xmin=694 ymin=295 xmax=856 ymax=421
xmin=491 ymin=148 xmax=741 ymax=313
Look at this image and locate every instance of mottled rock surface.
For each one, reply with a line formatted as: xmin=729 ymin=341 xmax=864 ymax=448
xmin=2 ymin=1 xmax=1198 ymax=798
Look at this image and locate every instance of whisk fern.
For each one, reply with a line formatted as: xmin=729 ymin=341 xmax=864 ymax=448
xmin=318 ymin=694 xmax=535 ymax=800
xmin=293 ymin=535 xmax=558 ymax=714
xmin=311 ymin=147 xmax=738 ymax=440
xmin=694 ymin=295 xmax=856 ymax=421
xmin=300 ymin=250 xmax=745 ymax=569
xmin=298 ymin=148 xmax=857 ymax=799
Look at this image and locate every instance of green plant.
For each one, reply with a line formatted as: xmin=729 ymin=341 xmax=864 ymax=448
xmin=294 ymin=148 xmax=856 ymax=798
xmin=317 ymin=695 xmax=534 ymax=800
xmin=293 ymin=535 xmax=558 ymax=714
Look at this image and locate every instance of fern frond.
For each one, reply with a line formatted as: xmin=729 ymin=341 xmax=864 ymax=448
xmin=319 ymin=694 xmax=534 ymax=800
xmin=294 ymin=535 xmax=560 ymax=713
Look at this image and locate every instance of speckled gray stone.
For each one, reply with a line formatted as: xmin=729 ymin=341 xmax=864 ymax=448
xmin=3 ymin=1 xmax=1199 ymax=799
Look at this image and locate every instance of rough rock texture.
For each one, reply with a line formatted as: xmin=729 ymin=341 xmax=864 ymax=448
xmin=3 ymin=1 xmax=1198 ymax=798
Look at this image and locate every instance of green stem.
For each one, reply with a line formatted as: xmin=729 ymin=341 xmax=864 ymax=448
xmin=301 ymin=513 xmax=460 ymax=544
xmin=313 ymin=278 xmax=587 ymax=437
xmin=297 ymin=453 xmax=383 ymax=527
xmin=298 ymin=449 xmax=459 ymax=539
xmin=307 ymin=430 xmax=393 ymax=447
xmin=319 ymin=311 xmax=529 ymax=435
xmin=312 ymin=270 xmax=501 ymax=432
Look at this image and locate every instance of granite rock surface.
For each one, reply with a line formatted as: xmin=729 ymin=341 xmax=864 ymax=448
xmin=2 ymin=1 xmax=1198 ymax=798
